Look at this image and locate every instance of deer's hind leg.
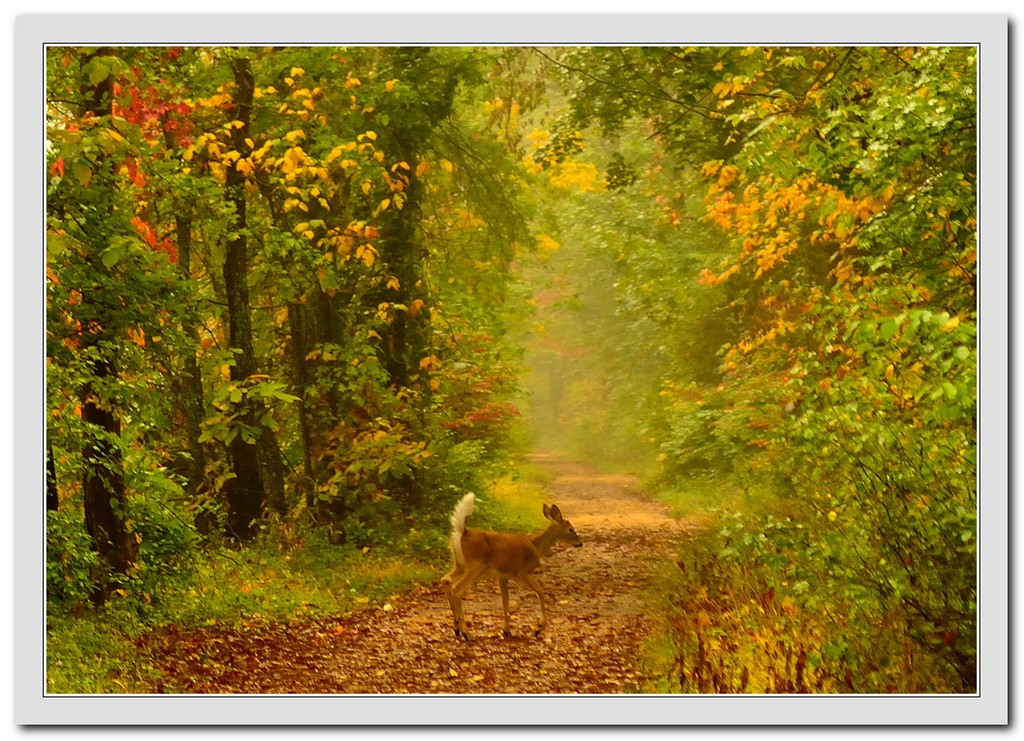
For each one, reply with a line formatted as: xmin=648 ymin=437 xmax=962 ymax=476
xmin=448 ymin=561 xmax=489 ymax=640
xmin=440 ymin=562 xmax=465 ymax=636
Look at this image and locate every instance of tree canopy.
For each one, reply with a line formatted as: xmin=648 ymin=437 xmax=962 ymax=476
xmin=45 ymin=44 xmax=979 ymax=695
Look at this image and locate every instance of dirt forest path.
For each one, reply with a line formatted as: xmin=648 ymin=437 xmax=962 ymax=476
xmin=146 ymin=454 xmax=697 ymax=694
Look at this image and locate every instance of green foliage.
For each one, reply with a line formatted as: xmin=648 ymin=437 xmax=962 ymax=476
xmin=44 ymin=44 xmax=979 ymax=695
xmin=659 ymin=508 xmax=971 ymax=693
xmin=47 ymin=43 xmax=532 ymax=590
xmin=201 ymin=370 xmax=301 ymax=447
xmin=696 ymin=46 xmax=977 ymax=689
xmin=47 ymin=606 xmax=162 ymax=694
xmin=536 ymin=45 xmax=977 ymax=692
xmin=129 ymin=487 xmax=204 ymax=597
xmin=46 ymin=510 xmax=100 ymax=611
xmin=47 ymin=467 xmax=202 ymax=616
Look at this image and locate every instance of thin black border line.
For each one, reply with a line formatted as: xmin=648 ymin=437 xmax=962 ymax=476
xmin=35 ymin=39 xmax=989 ymax=703
xmin=36 ymin=40 xmax=984 ymax=702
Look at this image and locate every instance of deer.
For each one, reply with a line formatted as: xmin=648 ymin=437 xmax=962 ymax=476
xmin=440 ymin=492 xmax=583 ymax=640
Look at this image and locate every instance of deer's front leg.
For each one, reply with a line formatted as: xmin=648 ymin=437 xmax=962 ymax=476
xmin=520 ymin=574 xmax=548 ymax=637
xmin=499 ymin=578 xmax=512 ymax=638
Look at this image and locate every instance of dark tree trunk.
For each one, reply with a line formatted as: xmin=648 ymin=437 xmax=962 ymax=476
xmin=258 ymin=426 xmax=288 ymax=518
xmin=76 ymin=49 xmax=138 ymax=602
xmin=81 ymin=358 xmax=138 ymax=603
xmin=373 ymin=47 xmax=461 ymax=390
xmin=46 ymin=440 xmax=59 ymax=512
xmin=374 ymin=124 xmax=428 ymax=509
xmin=376 ymin=127 xmax=428 ymax=389
xmin=173 ymin=214 xmax=209 ymax=503
xmin=288 ymin=303 xmax=317 ymax=508
xmin=221 ymin=55 xmax=267 ymax=540
xmin=158 ymin=112 xmax=210 ymax=507
xmin=365 ymin=47 xmax=463 ymax=507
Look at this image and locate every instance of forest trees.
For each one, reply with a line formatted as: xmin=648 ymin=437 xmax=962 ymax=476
xmin=46 ymin=46 xmax=531 ymax=605
xmin=532 ymin=46 xmax=978 ymax=691
xmin=47 ymin=48 xmax=147 ymax=603
xmin=44 ymin=43 xmax=979 ymax=694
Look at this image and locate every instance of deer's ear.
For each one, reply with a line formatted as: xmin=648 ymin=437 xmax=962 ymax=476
xmin=548 ymin=504 xmax=563 ymax=522
xmin=543 ymin=503 xmax=552 ymax=519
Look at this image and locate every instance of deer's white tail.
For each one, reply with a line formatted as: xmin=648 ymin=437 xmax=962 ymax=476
xmin=449 ymin=492 xmax=475 ymax=566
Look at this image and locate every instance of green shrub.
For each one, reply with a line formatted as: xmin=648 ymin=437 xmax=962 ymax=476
xmin=46 ymin=509 xmax=99 ymax=612
xmin=131 ymin=492 xmax=203 ymax=595
xmin=656 ymin=495 xmax=974 ymax=694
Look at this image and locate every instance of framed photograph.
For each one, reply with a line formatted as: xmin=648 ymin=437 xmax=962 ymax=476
xmin=15 ymin=12 xmax=1007 ymax=727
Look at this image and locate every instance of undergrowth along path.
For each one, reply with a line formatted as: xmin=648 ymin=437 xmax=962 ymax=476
xmin=144 ymin=454 xmax=697 ymax=694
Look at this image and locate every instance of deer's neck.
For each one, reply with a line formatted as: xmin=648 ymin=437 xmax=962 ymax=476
xmin=530 ymin=524 xmax=562 ymax=556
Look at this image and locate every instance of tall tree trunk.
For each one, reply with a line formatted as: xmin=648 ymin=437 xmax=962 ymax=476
xmin=258 ymin=427 xmax=288 ymax=518
xmin=375 ymin=124 xmax=428 ymax=508
xmin=173 ymin=213 xmax=209 ymax=504
xmin=370 ymin=47 xmax=463 ymax=506
xmin=288 ymin=303 xmax=317 ymax=508
xmin=46 ymin=440 xmax=59 ymax=512
xmin=219 ymin=56 xmax=289 ymax=533
xmin=221 ymin=55 xmax=267 ymax=539
xmin=81 ymin=357 xmax=137 ymax=603
xmin=158 ymin=111 xmax=210 ymax=508
xmin=377 ymin=126 xmax=427 ymax=387
xmin=78 ymin=49 xmax=138 ymax=602
xmin=374 ymin=47 xmax=461 ymax=390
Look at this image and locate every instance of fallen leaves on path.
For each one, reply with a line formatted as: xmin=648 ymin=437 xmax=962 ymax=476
xmin=141 ymin=455 xmax=695 ymax=695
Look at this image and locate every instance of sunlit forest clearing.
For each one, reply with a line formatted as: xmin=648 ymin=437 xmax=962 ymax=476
xmin=46 ymin=45 xmax=976 ymax=694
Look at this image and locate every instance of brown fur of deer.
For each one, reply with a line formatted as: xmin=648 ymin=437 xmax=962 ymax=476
xmin=440 ymin=492 xmax=582 ymax=639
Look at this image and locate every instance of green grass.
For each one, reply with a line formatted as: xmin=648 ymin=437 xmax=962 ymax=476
xmin=47 ymin=606 xmax=163 ymax=694
xmin=650 ymin=475 xmax=735 ymax=522
xmin=166 ymin=532 xmax=440 ymax=627
xmin=45 ymin=527 xmax=445 ymax=694
xmin=46 ymin=456 xmax=575 ymax=694
xmin=649 ymin=470 xmax=790 ymax=524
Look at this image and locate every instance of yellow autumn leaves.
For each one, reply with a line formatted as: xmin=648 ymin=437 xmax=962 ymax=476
xmin=699 ymin=163 xmax=895 ymax=287
xmin=712 ymin=75 xmax=750 ymax=100
xmin=183 ymin=125 xmax=456 ymax=255
xmin=521 ymin=128 xmax=605 ymax=193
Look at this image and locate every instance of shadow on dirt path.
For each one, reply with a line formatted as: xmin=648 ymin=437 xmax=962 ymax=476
xmin=144 ymin=453 xmax=700 ymax=694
